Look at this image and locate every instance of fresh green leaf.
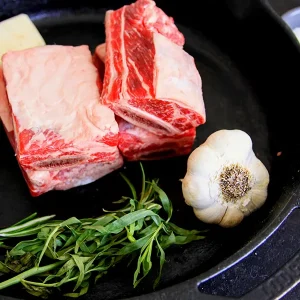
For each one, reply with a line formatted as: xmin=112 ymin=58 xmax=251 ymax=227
xmin=55 ymin=245 xmax=74 ymax=260
xmin=53 ymin=262 xmax=73 ymax=278
xmin=100 ymin=210 xmax=159 ymax=235
xmin=138 ymin=223 xmax=158 ymax=237
xmin=173 ymin=235 xmax=205 ymax=245
xmin=150 ymin=215 xmax=162 ymax=227
xmin=85 ymin=215 xmax=115 ymax=228
xmin=116 ymin=233 xmax=154 ymax=256
xmin=37 ymin=226 xmax=60 ymax=266
xmin=11 ymin=213 xmax=38 ymax=227
xmin=133 ymin=250 xmax=143 ymax=287
xmin=145 ymin=203 xmax=162 ymax=211
xmin=151 ymin=181 xmax=172 ymax=222
xmin=37 ymin=227 xmax=51 ymax=240
xmin=142 ymin=240 xmax=153 ymax=275
xmin=0 ymin=215 xmax=56 ymax=235
xmin=58 ymin=233 xmax=68 ymax=242
xmin=71 ymin=255 xmax=85 ymax=291
xmin=63 ymin=228 xmax=79 ymax=248
xmin=64 ymin=280 xmax=89 ymax=298
xmin=9 ymin=239 xmax=42 ymax=256
xmin=153 ymin=237 xmax=165 ymax=289
xmin=120 ymin=173 xmax=137 ymax=200
xmin=60 ymin=217 xmax=81 ymax=227
xmin=133 ymin=242 xmax=152 ymax=288
xmin=159 ymin=232 xmax=176 ymax=249
xmin=139 ymin=162 xmax=146 ymax=203
xmin=0 ymin=225 xmax=53 ymax=238
xmin=75 ymin=230 xmax=93 ymax=254
xmin=135 ymin=219 xmax=144 ymax=231
xmin=112 ymin=196 xmax=130 ymax=204
xmin=167 ymin=222 xmax=206 ymax=236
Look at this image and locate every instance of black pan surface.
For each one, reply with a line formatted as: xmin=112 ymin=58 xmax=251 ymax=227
xmin=1 ymin=1 xmax=300 ymax=300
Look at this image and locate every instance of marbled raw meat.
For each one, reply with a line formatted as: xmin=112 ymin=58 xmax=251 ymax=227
xmin=117 ymin=117 xmax=196 ymax=161
xmin=102 ymin=0 xmax=206 ymax=135
xmin=1 ymin=45 xmax=123 ymax=196
xmin=94 ymin=44 xmax=196 ymax=161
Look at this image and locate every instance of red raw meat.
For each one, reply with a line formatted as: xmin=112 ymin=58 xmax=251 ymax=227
xmin=117 ymin=117 xmax=196 ymax=161
xmin=2 ymin=45 xmax=123 ymax=196
xmin=95 ymin=43 xmax=106 ymax=63
xmin=102 ymin=0 xmax=206 ymax=135
xmin=94 ymin=44 xmax=196 ymax=160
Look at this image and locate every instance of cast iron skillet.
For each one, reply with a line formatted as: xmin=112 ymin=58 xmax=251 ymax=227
xmin=1 ymin=0 xmax=300 ymax=299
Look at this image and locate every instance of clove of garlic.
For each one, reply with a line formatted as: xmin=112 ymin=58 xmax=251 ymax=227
xmin=181 ymin=129 xmax=270 ymax=228
xmin=218 ymin=206 xmax=244 ymax=228
xmin=193 ymin=203 xmax=227 ymax=225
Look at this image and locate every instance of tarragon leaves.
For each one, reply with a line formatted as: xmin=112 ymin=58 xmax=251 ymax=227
xmin=0 ymin=163 xmax=207 ymax=298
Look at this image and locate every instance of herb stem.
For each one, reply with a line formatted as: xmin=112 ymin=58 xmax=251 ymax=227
xmin=0 ymin=215 xmax=56 ymax=235
xmin=22 ymin=276 xmax=78 ymax=288
xmin=11 ymin=213 xmax=38 ymax=227
xmin=0 ymin=261 xmax=65 ymax=290
xmin=38 ymin=226 xmax=60 ymax=265
xmin=140 ymin=163 xmax=146 ymax=203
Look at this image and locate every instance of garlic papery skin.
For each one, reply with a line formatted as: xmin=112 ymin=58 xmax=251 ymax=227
xmin=181 ymin=129 xmax=270 ymax=228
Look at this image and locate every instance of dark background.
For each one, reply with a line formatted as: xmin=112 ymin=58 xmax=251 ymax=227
xmin=269 ymin=0 xmax=300 ymax=15
xmin=199 ymin=1 xmax=300 ymax=299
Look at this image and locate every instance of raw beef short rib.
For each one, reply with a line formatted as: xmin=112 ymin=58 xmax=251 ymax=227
xmin=2 ymin=45 xmax=123 ymax=196
xmin=94 ymin=44 xmax=197 ymax=161
xmin=117 ymin=117 xmax=196 ymax=161
xmin=102 ymin=0 xmax=206 ymax=135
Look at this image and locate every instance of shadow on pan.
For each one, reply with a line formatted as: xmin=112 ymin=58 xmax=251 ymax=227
xmin=1 ymin=0 xmax=300 ymax=299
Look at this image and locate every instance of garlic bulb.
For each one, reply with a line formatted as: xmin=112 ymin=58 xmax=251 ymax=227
xmin=181 ymin=129 xmax=269 ymax=228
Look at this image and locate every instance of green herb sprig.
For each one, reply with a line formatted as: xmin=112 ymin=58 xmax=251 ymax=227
xmin=0 ymin=163 xmax=206 ymax=298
